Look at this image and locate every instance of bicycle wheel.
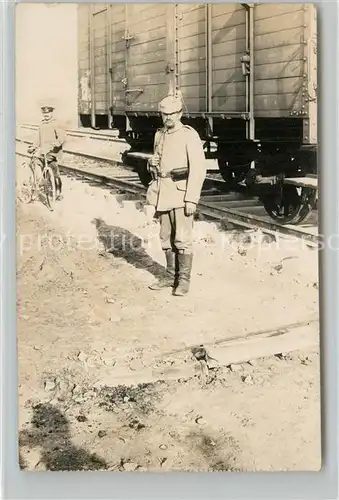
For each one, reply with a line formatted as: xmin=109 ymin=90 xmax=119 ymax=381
xmin=44 ymin=166 xmax=56 ymax=211
xmin=17 ymin=161 xmax=35 ymax=204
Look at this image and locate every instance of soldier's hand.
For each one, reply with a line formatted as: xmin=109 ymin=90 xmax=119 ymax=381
xmin=150 ymin=154 xmax=160 ymax=168
xmin=185 ymin=202 xmax=197 ymax=216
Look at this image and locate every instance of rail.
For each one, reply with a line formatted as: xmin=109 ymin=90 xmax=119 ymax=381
xmin=16 ymin=144 xmax=319 ymax=246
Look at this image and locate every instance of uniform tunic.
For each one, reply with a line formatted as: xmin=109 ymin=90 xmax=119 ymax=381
xmin=147 ymin=122 xmax=206 ymax=212
xmin=33 ymin=117 xmax=66 ymax=160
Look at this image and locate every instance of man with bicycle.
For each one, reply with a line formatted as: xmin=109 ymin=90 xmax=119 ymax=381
xmin=27 ymin=102 xmax=66 ymax=199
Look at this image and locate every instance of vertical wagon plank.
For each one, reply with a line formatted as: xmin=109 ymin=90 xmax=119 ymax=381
xmin=211 ymin=4 xmax=246 ymax=113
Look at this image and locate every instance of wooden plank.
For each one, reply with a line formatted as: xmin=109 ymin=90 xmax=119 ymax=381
xmin=214 ymin=79 xmax=302 ymax=101
xmin=113 ymin=61 xmax=165 ymax=81
xmin=212 ymin=81 xmax=246 ymax=98
xmin=93 ymin=10 xmax=107 ymax=29
xmin=255 ymin=44 xmax=303 ymax=66
xmin=111 ymin=40 xmax=125 ymax=54
xmin=94 ymin=66 xmax=107 ymax=76
xmin=212 ymin=38 xmax=246 ymax=60
xmin=254 ymin=3 xmax=304 ymax=21
xmin=128 ymin=4 xmax=166 ymax=25
xmin=101 ymin=321 xmax=319 ymax=387
xmin=111 ymin=29 xmax=126 ymax=44
xmin=180 ymin=71 xmax=206 ymax=87
xmin=129 ymin=50 xmax=166 ymax=66
xmin=93 ymin=28 xmax=106 ymax=39
xmin=255 ymin=61 xmax=303 ymax=81
xmin=255 ymin=10 xmax=304 ymax=36
xmin=212 ymin=52 xmax=245 ymax=71
xmin=179 ymin=33 xmax=206 ymax=51
xmin=126 ymin=100 xmax=163 ymax=112
xmin=111 ymin=51 xmax=125 ymax=64
xmin=93 ymin=75 xmax=106 ymax=85
xmin=130 ymin=26 xmax=166 ymax=46
xmin=213 ymin=68 xmax=244 ymax=85
xmin=212 ymin=94 xmax=246 ymax=112
xmin=207 ymin=322 xmax=319 ymax=368
xmin=254 ymin=93 xmax=303 ymax=111
xmin=254 ymin=110 xmax=304 ymax=118
xmin=93 ymin=3 xmax=107 ymax=15
xmin=128 ymin=87 xmax=167 ymax=107
xmin=96 ymin=102 xmax=108 ymax=112
xmin=211 ymin=4 xmax=244 ymax=18
xmin=128 ymin=60 xmax=165 ymax=77
xmin=93 ymin=91 xmax=107 ymax=99
xmin=94 ymin=83 xmax=107 ymax=93
xmin=255 ymin=27 xmax=304 ymax=51
xmin=180 ymin=86 xmax=207 ymax=99
xmin=111 ymin=20 xmax=125 ymax=33
xmin=94 ymin=54 xmax=106 ymax=65
xmin=177 ymin=4 xmax=204 ymax=15
xmin=111 ymin=4 xmax=125 ymax=16
xmin=211 ymin=9 xmax=246 ymax=31
xmin=179 ymin=5 xmax=205 ymax=27
xmin=131 ymin=14 xmax=166 ymax=35
xmin=168 ymin=96 xmax=206 ymax=112
xmin=130 ymin=38 xmax=166 ymax=56
xmin=128 ymin=73 xmax=166 ymax=87
xmin=254 ymin=77 xmax=303 ymax=96
xmin=212 ymin=29 xmax=246 ymax=49
xmin=178 ymin=21 xmax=206 ymax=38
xmin=181 ymin=59 xmax=207 ymax=75
xmin=180 ymin=46 xmax=206 ymax=63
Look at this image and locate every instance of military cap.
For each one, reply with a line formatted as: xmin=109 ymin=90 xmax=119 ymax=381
xmin=38 ymin=97 xmax=56 ymax=111
xmin=159 ymin=95 xmax=183 ymax=114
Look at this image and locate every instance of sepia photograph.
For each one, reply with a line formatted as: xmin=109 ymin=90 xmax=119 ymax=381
xmin=16 ymin=2 xmax=320 ymax=472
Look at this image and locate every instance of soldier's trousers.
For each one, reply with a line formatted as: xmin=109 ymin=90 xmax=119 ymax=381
xmin=158 ymin=208 xmax=194 ymax=253
xmin=34 ymin=155 xmax=60 ymax=181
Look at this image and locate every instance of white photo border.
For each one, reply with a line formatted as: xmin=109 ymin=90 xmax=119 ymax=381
xmin=1 ymin=0 xmax=338 ymax=498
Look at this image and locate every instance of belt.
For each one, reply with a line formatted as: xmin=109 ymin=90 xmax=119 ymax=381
xmin=158 ymin=169 xmax=188 ymax=181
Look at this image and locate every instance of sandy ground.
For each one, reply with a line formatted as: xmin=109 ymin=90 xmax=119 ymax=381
xmin=17 ymin=170 xmax=321 ymax=472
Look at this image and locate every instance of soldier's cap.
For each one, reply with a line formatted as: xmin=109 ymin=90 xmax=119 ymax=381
xmin=38 ymin=97 xmax=56 ymax=111
xmin=159 ymin=95 xmax=183 ymax=114
xmin=41 ymin=105 xmax=54 ymax=112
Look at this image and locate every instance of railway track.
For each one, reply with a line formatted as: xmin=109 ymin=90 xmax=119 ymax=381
xmin=20 ymin=123 xmax=124 ymax=143
xmin=15 ymin=138 xmax=319 ymax=246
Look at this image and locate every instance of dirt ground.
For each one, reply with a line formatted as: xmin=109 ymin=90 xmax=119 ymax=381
xmin=17 ymin=173 xmax=321 ymax=472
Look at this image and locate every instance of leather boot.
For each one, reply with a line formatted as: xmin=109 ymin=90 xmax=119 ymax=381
xmin=173 ymin=252 xmax=193 ymax=296
xmin=55 ymin=177 xmax=63 ymax=199
xmin=149 ymin=250 xmax=176 ymax=290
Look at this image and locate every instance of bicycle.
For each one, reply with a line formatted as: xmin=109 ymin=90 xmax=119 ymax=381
xmin=17 ymin=151 xmax=57 ymax=211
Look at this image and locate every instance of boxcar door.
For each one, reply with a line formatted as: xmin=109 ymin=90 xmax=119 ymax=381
xmin=176 ymin=4 xmax=249 ymax=119
xmin=123 ymin=4 xmax=168 ymax=112
xmin=210 ymin=4 xmax=248 ymax=115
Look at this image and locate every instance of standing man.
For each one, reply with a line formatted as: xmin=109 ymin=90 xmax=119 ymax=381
xmin=27 ymin=101 xmax=66 ymax=199
xmin=147 ymin=95 xmax=206 ymax=296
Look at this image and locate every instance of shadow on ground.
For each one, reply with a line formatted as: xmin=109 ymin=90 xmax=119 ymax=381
xmin=19 ymin=403 xmax=107 ymax=471
xmin=92 ymin=217 xmax=167 ymax=280
xmin=186 ymin=430 xmax=242 ymax=472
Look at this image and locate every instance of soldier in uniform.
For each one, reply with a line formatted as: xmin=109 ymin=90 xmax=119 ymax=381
xmin=146 ymin=95 xmax=206 ymax=296
xmin=27 ymin=101 xmax=66 ymax=199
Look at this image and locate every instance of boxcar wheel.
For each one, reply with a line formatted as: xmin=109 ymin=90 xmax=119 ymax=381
xmin=218 ymin=160 xmax=248 ymax=186
xmin=262 ymin=185 xmax=314 ymax=225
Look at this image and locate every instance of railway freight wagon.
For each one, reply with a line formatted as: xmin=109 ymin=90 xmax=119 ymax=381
xmin=78 ymin=3 xmax=317 ymax=224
